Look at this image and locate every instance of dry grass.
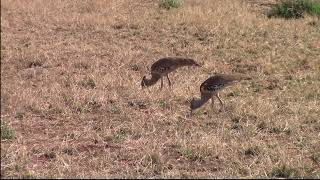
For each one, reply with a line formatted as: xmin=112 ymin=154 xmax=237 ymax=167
xmin=1 ymin=0 xmax=320 ymax=178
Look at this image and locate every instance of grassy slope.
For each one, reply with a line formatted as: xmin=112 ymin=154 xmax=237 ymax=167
xmin=1 ymin=0 xmax=320 ymax=178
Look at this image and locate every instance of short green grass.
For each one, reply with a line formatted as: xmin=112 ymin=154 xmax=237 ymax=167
xmin=1 ymin=122 xmax=15 ymax=140
xmin=268 ymin=0 xmax=320 ymax=19
xmin=159 ymin=0 xmax=183 ymax=10
xmin=302 ymin=0 xmax=320 ymax=16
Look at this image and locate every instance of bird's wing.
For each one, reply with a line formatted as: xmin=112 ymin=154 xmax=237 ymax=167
xmin=151 ymin=60 xmax=176 ymax=74
xmin=201 ymin=82 xmax=224 ymax=93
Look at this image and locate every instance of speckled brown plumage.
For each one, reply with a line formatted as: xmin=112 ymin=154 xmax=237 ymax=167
xmin=190 ymin=74 xmax=251 ymax=111
xmin=141 ymin=57 xmax=201 ymax=89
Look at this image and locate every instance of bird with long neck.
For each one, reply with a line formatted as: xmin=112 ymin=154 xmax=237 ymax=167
xmin=141 ymin=57 xmax=201 ymax=89
xmin=190 ymin=73 xmax=251 ymax=113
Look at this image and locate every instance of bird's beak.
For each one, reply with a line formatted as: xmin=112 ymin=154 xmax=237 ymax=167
xmin=189 ymin=108 xmax=194 ymax=116
xmin=141 ymin=79 xmax=146 ymax=90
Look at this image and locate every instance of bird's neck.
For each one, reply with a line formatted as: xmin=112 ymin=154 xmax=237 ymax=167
xmin=143 ymin=74 xmax=161 ymax=86
xmin=192 ymin=94 xmax=211 ymax=110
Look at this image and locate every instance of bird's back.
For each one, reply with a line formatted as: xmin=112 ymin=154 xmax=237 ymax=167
xmin=151 ymin=58 xmax=176 ymax=73
xmin=200 ymin=74 xmax=248 ymax=94
xmin=151 ymin=57 xmax=200 ymax=75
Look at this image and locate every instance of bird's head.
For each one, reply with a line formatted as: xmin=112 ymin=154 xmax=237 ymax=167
xmin=190 ymin=97 xmax=197 ymax=110
xmin=141 ymin=76 xmax=147 ymax=89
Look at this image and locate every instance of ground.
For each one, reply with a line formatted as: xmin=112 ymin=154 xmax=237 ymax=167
xmin=1 ymin=0 xmax=320 ymax=178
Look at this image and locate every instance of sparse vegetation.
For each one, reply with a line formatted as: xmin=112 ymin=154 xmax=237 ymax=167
xmin=159 ymin=0 xmax=183 ymax=9
xmin=79 ymin=77 xmax=96 ymax=89
xmin=301 ymin=0 xmax=320 ymax=16
xmin=269 ymin=164 xmax=300 ymax=178
xmin=244 ymin=146 xmax=260 ymax=156
xmin=142 ymin=153 xmax=163 ymax=175
xmin=1 ymin=122 xmax=14 ymax=140
xmin=1 ymin=0 xmax=319 ymax=178
xmin=268 ymin=0 xmax=320 ymax=19
xmin=311 ymin=151 xmax=320 ymax=163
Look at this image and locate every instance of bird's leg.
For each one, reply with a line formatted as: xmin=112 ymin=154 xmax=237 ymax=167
xmin=160 ymin=77 xmax=163 ymax=90
xmin=211 ymin=95 xmax=215 ymax=109
xmin=189 ymin=108 xmax=194 ymax=117
xmin=166 ymin=74 xmax=172 ymax=87
xmin=215 ymin=93 xmax=224 ymax=112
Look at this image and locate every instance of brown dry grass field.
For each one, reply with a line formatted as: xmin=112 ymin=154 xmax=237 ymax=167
xmin=1 ymin=0 xmax=320 ymax=178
